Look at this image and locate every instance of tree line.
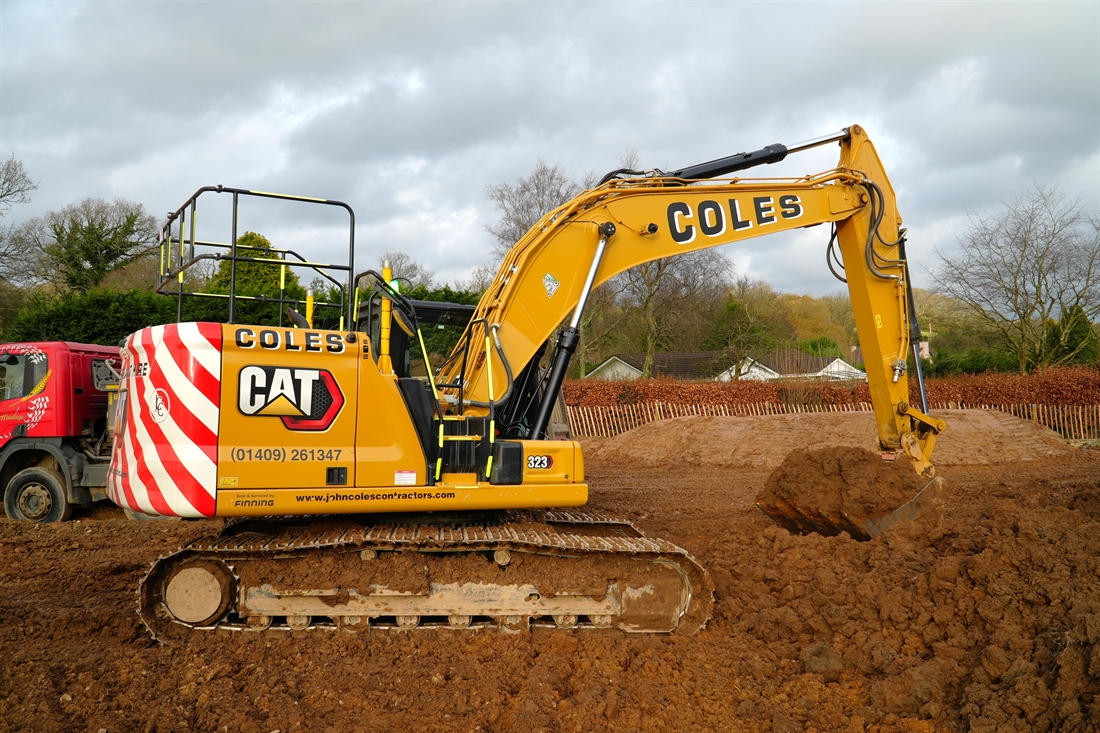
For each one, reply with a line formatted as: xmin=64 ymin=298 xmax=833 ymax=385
xmin=0 ymin=153 xmax=1096 ymax=376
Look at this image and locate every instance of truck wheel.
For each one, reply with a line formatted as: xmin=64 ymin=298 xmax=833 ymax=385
xmin=4 ymin=467 xmax=72 ymax=522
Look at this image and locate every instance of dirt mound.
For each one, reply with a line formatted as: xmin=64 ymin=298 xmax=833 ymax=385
xmin=584 ymin=409 xmax=1075 ymax=470
xmin=756 ymin=446 xmax=926 ymax=529
xmin=933 ymin=409 xmax=1074 ymax=464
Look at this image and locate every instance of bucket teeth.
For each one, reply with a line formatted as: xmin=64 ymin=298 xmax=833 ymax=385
xmin=756 ymin=498 xmax=870 ymax=540
xmin=758 ymin=477 xmax=947 ymax=542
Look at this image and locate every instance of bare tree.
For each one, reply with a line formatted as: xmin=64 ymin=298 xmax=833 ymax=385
xmin=485 ymin=159 xmax=581 ymax=258
xmin=0 ymin=155 xmax=36 ymax=215
xmin=0 ymin=155 xmax=39 ymax=288
xmin=452 ymin=263 xmax=495 ymax=294
xmin=619 ymin=250 xmax=734 ymax=376
xmin=377 ymin=251 xmax=435 ymax=290
xmin=931 ymin=185 xmax=1100 ymax=373
xmin=910 ymin=287 xmax=999 ymax=355
xmin=485 ymin=157 xmax=615 ymax=375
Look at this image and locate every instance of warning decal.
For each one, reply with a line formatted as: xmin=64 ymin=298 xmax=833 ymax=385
xmin=543 ymin=273 xmax=560 ymax=299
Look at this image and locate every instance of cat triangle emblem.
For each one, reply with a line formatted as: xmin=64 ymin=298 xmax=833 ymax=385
xmin=543 ymin=273 xmax=560 ymax=299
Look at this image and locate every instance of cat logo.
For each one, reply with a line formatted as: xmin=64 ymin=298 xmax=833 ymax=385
xmin=237 ymin=366 xmax=344 ymax=432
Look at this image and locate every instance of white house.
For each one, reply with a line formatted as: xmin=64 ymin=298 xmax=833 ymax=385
xmin=585 ymin=352 xmax=728 ymax=381
xmin=715 ymin=357 xmax=780 ymax=382
xmin=585 ymin=355 xmax=645 ymax=381
xmin=715 ymin=355 xmax=866 ymax=382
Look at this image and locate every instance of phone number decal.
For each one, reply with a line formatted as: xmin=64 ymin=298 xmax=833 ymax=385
xmin=231 ymin=448 xmax=343 ymax=462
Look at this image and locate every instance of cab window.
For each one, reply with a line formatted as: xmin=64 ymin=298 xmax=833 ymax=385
xmin=0 ymin=353 xmax=49 ymax=402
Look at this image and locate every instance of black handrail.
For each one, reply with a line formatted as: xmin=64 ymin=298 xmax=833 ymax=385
xmin=157 ymin=185 xmax=356 ymax=327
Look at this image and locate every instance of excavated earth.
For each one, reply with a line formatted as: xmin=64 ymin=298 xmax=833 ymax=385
xmin=2 ymin=409 xmax=1099 ymax=733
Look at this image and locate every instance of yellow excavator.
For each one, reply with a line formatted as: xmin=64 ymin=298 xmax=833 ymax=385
xmin=112 ymin=124 xmax=944 ymax=641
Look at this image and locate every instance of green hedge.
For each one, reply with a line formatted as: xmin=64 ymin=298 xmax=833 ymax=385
xmin=921 ymin=347 xmax=1019 ymax=377
xmin=1 ymin=289 xmax=340 ymax=346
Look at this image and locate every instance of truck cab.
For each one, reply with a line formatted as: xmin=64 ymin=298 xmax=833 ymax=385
xmin=0 ymin=341 xmax=120 ymax=521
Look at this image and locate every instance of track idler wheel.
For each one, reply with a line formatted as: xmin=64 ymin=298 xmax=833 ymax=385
xmin=140 ymin=554 xmax=236 ymax=642
xmin=162 ymin=559 xmax=235 ymax=627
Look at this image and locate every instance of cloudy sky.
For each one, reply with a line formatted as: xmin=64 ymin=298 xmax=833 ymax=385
xmin=2 ymin=1 xmax=1097 ymax=296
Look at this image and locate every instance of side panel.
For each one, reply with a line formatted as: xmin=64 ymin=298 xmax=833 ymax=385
xmin=216 ymin=326 xmax=358 ymax=497
xmin=513 ymin=440 xmax=583 ymax=485
xmin=108 ymin=324 xmax=222 ymax=518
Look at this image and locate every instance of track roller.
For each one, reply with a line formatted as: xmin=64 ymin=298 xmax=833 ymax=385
xmin=248 ymin=615 xmax=273 ymax=630
xmin=396 ymin=615 xmax=420 ymax=630
xmin=287 ymin=615 xmax=311 ymax=630
xmin=554 ymin=614 xmax=578 ymax=628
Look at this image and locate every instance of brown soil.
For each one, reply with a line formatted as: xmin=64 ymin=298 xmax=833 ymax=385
xmin=583 ymin=409 xmax=1076 ymax=470
xmin=757 ymin=447 xmax=926 ymax=527
xmin=2 ymin=409 xmax=1099 ymax=733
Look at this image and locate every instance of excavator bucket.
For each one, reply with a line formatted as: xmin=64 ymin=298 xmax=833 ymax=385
xmin=755 ymin=447 xmax=946 ymax=541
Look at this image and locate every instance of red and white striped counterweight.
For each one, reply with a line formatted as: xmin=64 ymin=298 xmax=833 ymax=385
xmin=108 ymin=323 xmax=222 ymax=518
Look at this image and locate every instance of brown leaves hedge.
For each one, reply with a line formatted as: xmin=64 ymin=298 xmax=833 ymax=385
xmin=564 ymin=367 xmax=1100 ymax=407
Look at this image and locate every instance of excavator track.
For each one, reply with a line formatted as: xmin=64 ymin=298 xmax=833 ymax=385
xmin=138 ymin=510 xmax=713 ymax=643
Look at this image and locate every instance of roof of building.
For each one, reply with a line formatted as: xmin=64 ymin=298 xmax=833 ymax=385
xmin=747 ymin=352 xmax=836 ymax=375
xmin=593 ymin=351 xmax=728 ymax=380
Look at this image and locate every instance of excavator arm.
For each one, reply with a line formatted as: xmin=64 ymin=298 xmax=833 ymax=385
xmin=438 ymin=125 xmax=943 ymax=478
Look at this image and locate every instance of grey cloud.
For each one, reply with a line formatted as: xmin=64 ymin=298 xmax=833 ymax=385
xmin=2 ymin=0 xmax=1096 ymax=296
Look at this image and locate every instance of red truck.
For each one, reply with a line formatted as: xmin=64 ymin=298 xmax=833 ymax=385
xmin=0 ymin=341 xmax=120 ymax=521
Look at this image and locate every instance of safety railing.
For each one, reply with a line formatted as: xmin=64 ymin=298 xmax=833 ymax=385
xmin=157 ymin=186 xmax=356 ymax=328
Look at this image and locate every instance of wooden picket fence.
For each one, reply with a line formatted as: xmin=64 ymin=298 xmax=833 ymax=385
xmin=566 ymin=401 xmax=1100 ymax=441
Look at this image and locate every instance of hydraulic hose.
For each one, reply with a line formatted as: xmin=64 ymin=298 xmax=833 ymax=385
xmin=460 ymin=323 xmax=516 ymax=409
